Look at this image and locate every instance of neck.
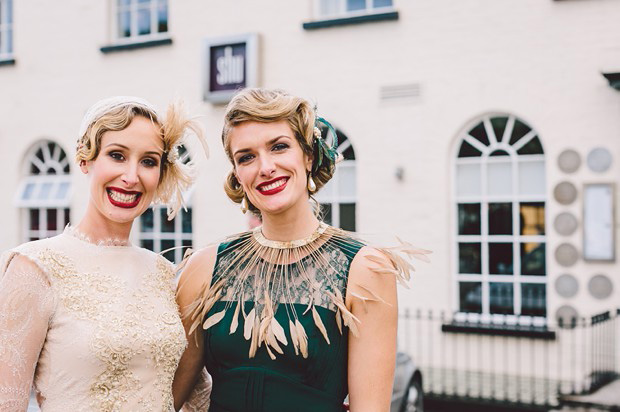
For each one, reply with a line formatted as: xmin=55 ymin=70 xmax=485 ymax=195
xmin=260 ymin=200 xmax=320 ymax=242
xmin=75 ymin=204 xmax=133 ymax=244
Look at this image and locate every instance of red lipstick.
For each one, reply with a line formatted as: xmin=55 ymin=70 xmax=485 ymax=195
xmin=256 ymin=177 xmax=288 ymax=196
xmin=107 ymin=187 xmax=142 ymax=208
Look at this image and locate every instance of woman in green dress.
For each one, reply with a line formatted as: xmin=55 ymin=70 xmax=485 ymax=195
xmin=173 ymin=88 xmax=427 ymax=412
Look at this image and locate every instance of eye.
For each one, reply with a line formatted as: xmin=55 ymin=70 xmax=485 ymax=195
xmin=142 ymin=157 xmax=159 ymax=168
xmin=272 ymin=143 xmax=289 ymax=152
xmin=237 ymin=154 xmax=254 ymax=165
xmin=109 ymin=151 xmax=125 ymax=161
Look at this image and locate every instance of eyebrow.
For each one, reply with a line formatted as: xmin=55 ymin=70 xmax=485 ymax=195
xmin=104 ymin=143 xmax=162 ymax=158
xmin=233 ymin=135 xmax=291 ymax=157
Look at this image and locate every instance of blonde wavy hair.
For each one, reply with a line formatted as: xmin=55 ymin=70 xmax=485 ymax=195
xmin=221 ymin=88 xmax=335 ymax=215
xmin=76 ymin=97 xmax=206 ymax=220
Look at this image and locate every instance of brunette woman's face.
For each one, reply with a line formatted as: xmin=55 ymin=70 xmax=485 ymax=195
xmin=81 ymin=116 xmax=163 ymax=225
xmin=229 ymin=120 xmax=312 ymax=217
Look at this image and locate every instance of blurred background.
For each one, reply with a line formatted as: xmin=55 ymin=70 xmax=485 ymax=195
xmin=1 ymin=0 xmax=619 ymax=410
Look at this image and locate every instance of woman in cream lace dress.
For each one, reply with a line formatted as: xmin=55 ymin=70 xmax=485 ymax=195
xmin=0 ymin=96 xmax=208 ymax=411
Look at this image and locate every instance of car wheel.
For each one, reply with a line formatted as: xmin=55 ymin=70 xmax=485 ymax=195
xmin=400 ymin=378 xmax=423 ymax=412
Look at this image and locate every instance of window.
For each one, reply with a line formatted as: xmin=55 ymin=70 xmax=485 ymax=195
xmin=17 ymin=141 xmax=72 ymax=241
xmin=314 ymin=127 xmax=356 ymax=231
xmin=315 ymin=0 xmax=393 ymax=18
xmin=115 ymin=0 xmax=168 ymax=42
xmin=454 ymin=114 xmax=546 ymax=318
xmin=0 ymin=0 xmax=13 ymax=60
xmin=138 ymin=146 xmax=191 ymax=264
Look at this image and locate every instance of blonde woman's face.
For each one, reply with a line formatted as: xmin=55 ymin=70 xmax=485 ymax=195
xmin=229 ymin=120 xmax=312 ymax=217
xmin=82 ymin=116 xmax=163 ymax=225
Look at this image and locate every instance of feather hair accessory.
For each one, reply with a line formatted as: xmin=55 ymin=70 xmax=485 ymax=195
xmin=185 ymin=223 xmax=431 ymax=359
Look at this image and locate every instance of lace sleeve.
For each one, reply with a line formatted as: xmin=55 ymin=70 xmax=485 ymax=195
xmin=180 ymin=368 xmax=211 ymax=412
xmin=0 ymin=253 xmax=55 ymax=411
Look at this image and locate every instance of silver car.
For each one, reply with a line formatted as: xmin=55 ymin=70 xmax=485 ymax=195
xmin=391 ymin=352 xmax=424 ymax=412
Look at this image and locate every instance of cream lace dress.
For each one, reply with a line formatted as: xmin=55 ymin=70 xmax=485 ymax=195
xmin=0 ymin=228 xmax=188 ymax=411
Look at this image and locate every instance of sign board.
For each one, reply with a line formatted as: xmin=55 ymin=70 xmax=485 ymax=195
xmin=583 ymin=183 xmax=616 ymax=261
xmin=203 ymin=33 xmax=259 ymax=104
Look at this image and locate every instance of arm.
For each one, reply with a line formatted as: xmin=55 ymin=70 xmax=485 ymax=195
xmin=346 ymin=247 xmax=398 ymax=412
xmin=0 ymin=254 xmax=55 ymax=410
xmin=172 ymin=246 xmax=217 ymax=411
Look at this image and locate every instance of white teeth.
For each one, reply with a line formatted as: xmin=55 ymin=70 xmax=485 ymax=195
xmin=108 ymin=190 xmax=139 ymax=204
xmin=260 ymin=179 xmax=286 ymax=191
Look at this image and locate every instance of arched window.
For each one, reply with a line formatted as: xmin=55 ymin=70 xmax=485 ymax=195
xmin=138 ymin=146 xmax=192 ymax=264
xmin=314 ymin=127 xmax=356 ymax=231
xmin=454 ymin=114 xmax=546 ymax=318
xmin=17 ymin=141 xmax=72 ymax=241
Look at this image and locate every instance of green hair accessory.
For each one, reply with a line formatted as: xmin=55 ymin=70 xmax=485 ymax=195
xmin=312 ymin=116 xmax=341 ymax=175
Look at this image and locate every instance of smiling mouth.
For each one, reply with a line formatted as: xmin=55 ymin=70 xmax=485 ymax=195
xmin=256 ymin=177 xmax=289 ymax=195
xmin=107 ymin=188 xmax=142 ymax=208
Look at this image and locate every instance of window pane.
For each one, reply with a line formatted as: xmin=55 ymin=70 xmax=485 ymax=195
xmin=161 ymin=239 xmax=175 ymax=263
xmin=319 ymin=0 xmax=339 ymax=16
xmin=456 ymin=164 xmax=481 ymax=196
xmin=509 ymin=119 xmax=531 ymax=145
xmin=457 ymin=140 xmax=482 ymax=158
xmin=521 ymin=242 xmax=545 ymax=276
xmin=458 ymin=203 xmax=480 ymax=235
xmin=517 ymin=136 xmax=544 ymax=155
xmin=346 ymin=0 xmax=366 ymax=11
xmin=489 ymin=243 xmax=513 ymax=274
xmin=520 ymin=202 xmax=545 ymax=235
xmin=459 ymin=282 xmax=482 ymax=313
xmin=47 ymin=209 xmax=57 ymax=231
xmin=7 ymin=28 xmax=12 ymax=54
xmin=518 ymin=160 xmax=545 ymax=196
xmin=23 ymin=183 xmax=35 ymax=200
xmin=56 ymin=181 xmax=70 ymax=199
xmin=490 ymin=283 xmax=513 ymax=315
xmin=337 ymin=164 xmax=356 ymax=198
xmin=339 ymin=203 xmax=356 ymax=231
xmin=29 ymin=209 xmax=39 ymax=231
xmin=321 ymin=203 xmax=332 ymax=225
xmin=141 ymin=239 xmax=154 ymax=251
xmin=521 ymin=284 xmax=546 ymax=317
xmin=141 ymin=208 xmax=154 ymax=232
xmin=373 ymin=0 xmax=392 ymax=7
xmin=459 ymin=243 xmax=481 ymax=274
xmin=118 ymin=0 xmax=131 ymax=6
xmin=137 ymin=8 xmax=151 ymax=35
xmin=157 ymin=0 xmax=168 ymax=33
xmin=488 ymin=202 xmax=512 ymax=235
xmin=487 ymin=162 xmax=512 ymax=196
xmin=118 ymin=10 xmax=131 ymax=38
xmin=38 ymin=182 xmax=53 ymax=200
xmin=64 ymin=208 xmax=71 ymax=226
xmin=491 ymin=117 xmax=508 ymax=142
xmin=469 ymin=122 xmax=490 ymax=146
xmin=160 ymin=208 xmax=174 ymax=232
xmin=182 ymin=208 xmax=192 ymax=233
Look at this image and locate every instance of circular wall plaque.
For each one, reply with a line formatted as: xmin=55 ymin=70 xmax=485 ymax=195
xmin=553 ymin=182 xmax=577 ymax=205
xmin=558 ymin=149 xmax=581 ymax=173
xmin=555 ymin=243 xmax=579 ymax=267
xmin=555 ymin=274 xmax=579 ymax=298
xmin=586 ymin=147 xmax=612 ymax=173
xmin=554 ymin=212 xmax=578 ymax=236
xmin=588 ymin=274 xmax=613 ymax=300
xmin=556 ymin=305 xmax=579 ymax=328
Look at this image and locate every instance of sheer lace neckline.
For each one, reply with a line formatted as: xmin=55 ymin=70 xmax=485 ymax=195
xmin=63 ymin=225 xmax=132 ymax=247
xmin=252 ymin=222 xmax=328 ymax=249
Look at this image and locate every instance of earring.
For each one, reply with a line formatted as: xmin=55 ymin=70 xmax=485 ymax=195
xmin=240 ymin=195 xmax=248 ymax=214
xmin=307 ymin=175 xmax=317 ymax=192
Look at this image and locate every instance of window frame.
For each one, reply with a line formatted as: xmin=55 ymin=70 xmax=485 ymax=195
xmin=452 ymin=113 xmax=547 ymax=322
xmin=0 ymin=0 xmax=13 ymax=61
xmin=313 ymin=0 xmax=395 ymax=19
xmin=112 ymin=0 xmax=169 ymax=45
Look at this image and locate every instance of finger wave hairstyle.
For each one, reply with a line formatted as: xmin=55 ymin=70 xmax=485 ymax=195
xmin=222 ymin=88 xmax=336 ymax=215
xmin=76 ymin=98 xmax=206 ymax=220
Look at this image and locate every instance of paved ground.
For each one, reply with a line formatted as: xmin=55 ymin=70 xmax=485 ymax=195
xmin=557 ymin=378 xmax=620 ymax=411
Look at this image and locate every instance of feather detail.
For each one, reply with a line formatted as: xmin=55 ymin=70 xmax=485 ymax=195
xmin=335 ymin=309 xmax=343 ymax=334
xmin=271 ymin=318 xmax=288 ymax=345
xmin=244 ymin=307 xmax=256 ymax=340
xmin=202 ymin=309 xmax=226 ymax=330
xmin=289 ymin=319 xmax=299 ymax=356
xmin=356 ymin=284 xmax=391 ymax=306
xmin=295 ymin=319 xmax=308 ymax=358
xmin=249 ymin=316 xmax=260 ymax=357
xmin=312 ymin=307 xmax=330 ymax=344
xmin=229 ymin=302 xmax=240 ymax=334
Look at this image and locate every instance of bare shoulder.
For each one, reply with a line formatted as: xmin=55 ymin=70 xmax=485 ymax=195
xmin=176 ymin=245 xmax=218 ymax=306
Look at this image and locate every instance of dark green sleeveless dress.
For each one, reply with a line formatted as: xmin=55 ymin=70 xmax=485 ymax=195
xmin=203 ymin=236 xmax=363 ymax=412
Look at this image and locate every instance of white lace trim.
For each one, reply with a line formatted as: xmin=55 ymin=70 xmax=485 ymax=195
xmin=63 ymin=225 xmax=131 ymax=247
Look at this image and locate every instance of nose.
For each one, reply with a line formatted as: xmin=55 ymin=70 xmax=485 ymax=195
xmin=258 ymin=155 xmax=276 ymax=178
xmin=121 ymin=161 xmax=139 ymax=187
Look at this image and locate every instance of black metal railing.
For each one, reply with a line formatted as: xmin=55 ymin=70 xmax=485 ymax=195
xmin=398 ymin=308 xmax=619 ymax=409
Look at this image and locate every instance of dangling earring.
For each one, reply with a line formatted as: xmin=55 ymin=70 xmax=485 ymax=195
xmin=240 ymin=195 xmax=248 ymax=214
xmin=307 ymin=175 xmax=317 ymax=192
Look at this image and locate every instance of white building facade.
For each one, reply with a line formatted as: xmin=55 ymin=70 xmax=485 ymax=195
xmin=1 ymin=0 xmax=619 ymax=329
